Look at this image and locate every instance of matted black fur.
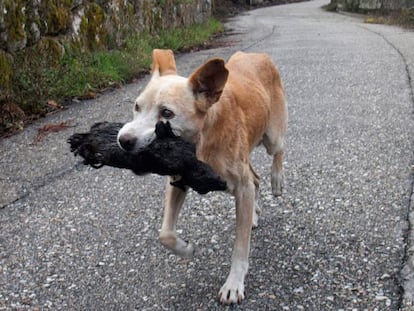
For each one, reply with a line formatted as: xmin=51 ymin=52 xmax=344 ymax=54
xmin=68 ymin=121 xmax=227 ymax=194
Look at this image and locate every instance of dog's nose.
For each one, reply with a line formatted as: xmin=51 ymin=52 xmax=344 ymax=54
xmin=118 ymin=134 xmax=137 ymax=151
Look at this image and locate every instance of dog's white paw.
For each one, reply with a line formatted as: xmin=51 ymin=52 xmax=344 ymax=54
xmin=252 ymin=204 xmax=262 ymax=229
xmin=159 ymin=232 xmax=195 ymax=258
xmin=175 ymin=239 xmax=195 ymax=258
xmin=252 ymin=212 xmax=259 ymax=228
xmin=218 ymin=278 xmax=245 ymax=304
xmin=271 ymin=174 xmax=283 ymax=197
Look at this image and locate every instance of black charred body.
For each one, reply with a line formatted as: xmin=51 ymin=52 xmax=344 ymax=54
xmin=68 ymin=121 xmax=227 ymax=194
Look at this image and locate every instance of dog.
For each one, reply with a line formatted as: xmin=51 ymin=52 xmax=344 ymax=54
xmin=117 ymin=49 xmax=287 ymax=304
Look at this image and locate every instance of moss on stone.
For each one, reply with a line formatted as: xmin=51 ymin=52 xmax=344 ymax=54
xmin=152 ymin=7 xmax=164 ymax=31
xmin=25 ymin=4 xmax=42 ymax=47
xmin=4 ymin=0 xmax=27 ymax=51
xmin=47 ymin=4 xmax=71 ymax=35
xmin=80 ymin=3 xmax=107 ymax=50
xmin=344 ymin=0 xmax=360 ymax=12
xmin=35 ymin=0 xmax=72 ymax=36
xmin=36 ymin=37 xmax=65 ymax=66
xmin=115 ymin=1 xmax=137 ymax=45
xmin=141 ymin=0 xmax=169 ymax=33
xmin=0 ymin=0 xmax=220 ymax=135
xmin=0 ymin=50 xmax=13 ymax=93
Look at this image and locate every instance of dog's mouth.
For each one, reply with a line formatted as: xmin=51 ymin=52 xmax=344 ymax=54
xmin=154 ymin=121 xmax=177 ymax=138
xmin=117 ymin=122 xmax=179 ymax=155
xmin=118 ymin=130 xmax=157 ymax=153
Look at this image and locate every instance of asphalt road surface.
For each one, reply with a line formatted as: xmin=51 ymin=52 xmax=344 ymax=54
xmin=1 ymin=0 xmax=414 ymax=310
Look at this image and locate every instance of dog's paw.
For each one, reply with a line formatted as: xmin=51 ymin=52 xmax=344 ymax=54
xmin=174 ymin=238 xmax=195 ymax=259
xmin=159 ymin=232 xmax=195 ymax=258
xmin=218 ymin=278 xmax=245 ymax=304
xmin=271 ymin=175 xmax=283 ymax=197
xmin=252 ymin=213 xmax=259 ymax=229
xmin=179 ymin=241 xmax=195 ymax=258
xmin=252 ymin=203 xmax=262 ymax=229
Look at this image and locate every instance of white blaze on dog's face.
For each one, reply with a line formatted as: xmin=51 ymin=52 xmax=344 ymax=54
xmin=118 ymin=49 xmax=228 ymax=152
xmin=118 ymin=75 xmax=204 ymax=151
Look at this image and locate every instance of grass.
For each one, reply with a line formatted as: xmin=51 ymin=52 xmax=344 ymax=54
xmin=364 ymin=9 xmax=414 ymax=28
xmin=157 ymin=18 xmax=223 ymax=50
xmin=1 ymin=17 xmax=224 ymax=135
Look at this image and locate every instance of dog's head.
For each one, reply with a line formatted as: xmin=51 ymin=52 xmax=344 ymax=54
xmin=117 ymin=49 xmax=229 ymax=152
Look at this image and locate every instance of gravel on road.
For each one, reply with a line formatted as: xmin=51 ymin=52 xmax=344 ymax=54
xmin=1 ymin=1 xmax=414 ymax=310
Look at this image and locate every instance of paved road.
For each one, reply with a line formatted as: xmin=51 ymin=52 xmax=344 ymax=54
xmin=1 ymin=0 xmax=414 ymax=309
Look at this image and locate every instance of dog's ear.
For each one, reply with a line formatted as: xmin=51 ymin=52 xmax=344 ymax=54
xmin=189 ymin=58 xmax=229 ymax=112
xmin=151 ymin=49 xmax=177 ymax=76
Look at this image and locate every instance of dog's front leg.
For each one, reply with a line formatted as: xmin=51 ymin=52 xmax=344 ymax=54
xmin=159 ymin=179 xmax=194 ymax=258
xmin=218 ymin=180 xmax=255 ymax=304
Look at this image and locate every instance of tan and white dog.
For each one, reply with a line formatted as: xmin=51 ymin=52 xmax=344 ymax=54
xmin=118 ymin=49 xmax=287 ymax=304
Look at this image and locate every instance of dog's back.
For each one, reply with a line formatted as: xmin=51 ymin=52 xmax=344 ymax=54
xmin=197 ymin=52 xmax=287 ymax=196
xmin=226 ymin=52 xmax=286 ymax=149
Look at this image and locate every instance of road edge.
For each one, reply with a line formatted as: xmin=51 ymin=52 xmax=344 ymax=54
xmin=401 ymin=181 xmax=414 ymax=310
xmin=351 ymin=19 xmax=414 ymax=311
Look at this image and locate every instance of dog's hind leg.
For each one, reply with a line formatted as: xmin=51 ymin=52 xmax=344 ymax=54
xmin=250 ymin=163 xmax=261 ymax=228
xmin=271 ymin=150 xmax=284 ymax=197
xmin=159 ymin=179 xmax=194 ymax=258
xmin=263 ymin=130 xmax=285 ymax=197
xmin=263 ymin=71 xmax=287 ymax=197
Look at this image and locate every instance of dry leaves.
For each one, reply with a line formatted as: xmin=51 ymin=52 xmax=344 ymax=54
xmin=33 ymin=121 xmax=73 ymax=145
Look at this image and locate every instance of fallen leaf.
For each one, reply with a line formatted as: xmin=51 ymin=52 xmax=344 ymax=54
xmin=47 ymin=100 xmax=61 ymax=109
xmin=33 ymin=121 xmax=73 ymax=145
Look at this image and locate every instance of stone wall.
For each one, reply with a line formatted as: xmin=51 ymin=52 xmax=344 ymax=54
xmin=337 ymin=0 xmax=414 ymax=11
xmin=0 ymin=0 xmax=213 ymax=127
xmin=0 ymin=0 xmax=212 ymax=54
xmin=243 ymin=0 xmax=308 ymax=6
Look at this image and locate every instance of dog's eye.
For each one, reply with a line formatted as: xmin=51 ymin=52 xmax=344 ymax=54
xmin=134 ymin=103 xmax=140 ymax=112
xmin=160 ymin=108 xmax=174 ymax=119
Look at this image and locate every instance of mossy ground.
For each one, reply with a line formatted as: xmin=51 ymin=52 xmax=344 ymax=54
xmin=0 ymin=17 xmax=224 ymax=136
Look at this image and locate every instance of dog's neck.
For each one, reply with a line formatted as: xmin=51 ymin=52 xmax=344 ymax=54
xmin=195 ymin=101 xmax=220 ymax=144
xmin=194 ymin=98 xmax=232 ymax=166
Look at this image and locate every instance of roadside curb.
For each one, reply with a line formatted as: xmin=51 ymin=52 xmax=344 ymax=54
xmin=399 ymin=34 xmax=414 ymax=311
xmin=401 ymin=181 xmax=414 ymax=310
xmin=400 ymin=30 xmax=414 ymax=311
xmin=355 ymin=22 xmax=414 ymax=311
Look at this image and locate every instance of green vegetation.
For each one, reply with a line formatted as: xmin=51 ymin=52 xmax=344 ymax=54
xmin=0 ymin=17 xmax=224 ymax=135
xmin=364 ymin=9 xmax=414 ymax=28
xmin=4 ymin=0 xmax=26 ymax=51
xmin=321 ymin=1 xmax=338 ymax=12
xmin=322 ymin=1 xmax=414 ymax=28
xmin=156 ymin=18 xmax=223 ymax=50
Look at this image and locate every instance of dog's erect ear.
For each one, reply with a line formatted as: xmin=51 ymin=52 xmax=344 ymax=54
xmin=189 ymin=58 xmax=229 ymax=112
xmin=151 ymin=49 xmax=177 ymax=76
